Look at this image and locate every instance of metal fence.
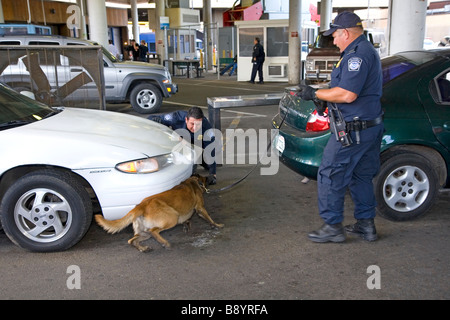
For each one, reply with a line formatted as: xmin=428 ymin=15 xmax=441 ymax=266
xmin=0 ymin=45 xmax=105 ymax=109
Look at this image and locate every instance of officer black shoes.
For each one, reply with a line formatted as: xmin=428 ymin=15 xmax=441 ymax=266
xmin=308 ymin=223 xmax=346 ymax=243
xmin=345 ymin=218 xmax=377 ymax=241
xmin=308 ymin=219 xmax=377 ymax=243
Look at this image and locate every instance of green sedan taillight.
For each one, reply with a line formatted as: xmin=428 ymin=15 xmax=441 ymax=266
xmin=306 ymin=109 xmax=330 ymax=132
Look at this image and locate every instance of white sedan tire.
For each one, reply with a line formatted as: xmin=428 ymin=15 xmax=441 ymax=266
xmin=0 ymin=169 xmax=92 ymax=252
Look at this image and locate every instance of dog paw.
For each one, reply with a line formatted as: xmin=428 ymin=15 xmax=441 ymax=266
xmin=183 ymin=221 xmax=191 ymax=233
xmin=213 ymin=223 xmax=224 ymax=229
xmin=138 ymin=246 xmax=152 ymax=252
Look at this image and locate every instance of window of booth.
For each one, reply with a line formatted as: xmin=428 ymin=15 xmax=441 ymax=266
xmin=267 ymin=27 xmax=289 ymax=57
xmin=238 ymin=28 xmax=263 ymax=57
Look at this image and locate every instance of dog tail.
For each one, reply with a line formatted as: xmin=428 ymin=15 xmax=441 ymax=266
xmin=95 ymin=206 xmax=143 ymax=234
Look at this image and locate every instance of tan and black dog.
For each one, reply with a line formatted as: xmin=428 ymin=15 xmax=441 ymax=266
xmin=95 ymin=175 xmax=224 ymax=252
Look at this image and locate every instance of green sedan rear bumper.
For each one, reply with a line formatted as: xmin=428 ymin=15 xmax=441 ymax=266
xmin=272 ymin=114 xmax=331 ymax=179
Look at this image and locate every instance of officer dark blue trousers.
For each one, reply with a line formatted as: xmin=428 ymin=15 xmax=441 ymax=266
xmin=317 ymin=124 xmax=384 ymax=225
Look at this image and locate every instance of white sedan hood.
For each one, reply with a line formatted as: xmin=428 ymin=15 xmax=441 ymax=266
xmin=1 ymin=108 xmax=182 ymax=170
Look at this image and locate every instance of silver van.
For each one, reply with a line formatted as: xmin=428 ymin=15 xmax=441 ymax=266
xmin=0 ymin=35 xmax=177 ymax=113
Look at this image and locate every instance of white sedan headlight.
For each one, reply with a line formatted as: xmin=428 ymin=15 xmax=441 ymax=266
xmin=116 ymin=154 xmax=172 ymax=174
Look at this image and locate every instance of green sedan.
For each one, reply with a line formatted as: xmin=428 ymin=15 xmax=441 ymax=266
xmin=273 ymin=49 xmax=450 ymax=221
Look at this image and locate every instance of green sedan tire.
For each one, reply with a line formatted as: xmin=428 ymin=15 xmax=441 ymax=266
xmin=375 ymin=152 xmax=440 ymax=221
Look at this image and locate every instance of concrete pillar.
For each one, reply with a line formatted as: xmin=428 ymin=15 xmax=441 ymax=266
xmin=320 ymin=0 xmax=332 ymax=32
xmin=131 ymin=0 xmax=140 ymax=43
xmin=154 ymin=0 xmax=166 ymax=62
xmin=86 ymin=0 xmax=108 ymax=47
xmin=288 ymin=0 xmax=302 ymax=85
xmin=203 ymin=0 xmax=213 ymax=71
xmin=77 ymin=0 xmax=88 ymax=40
xmin=0 ymin=0 xmax=5 ymax=23
xmin=387 ymin=0 xmax=427 ymax=54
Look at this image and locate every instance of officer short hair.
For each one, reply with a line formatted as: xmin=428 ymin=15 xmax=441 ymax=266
xmin=187 ymin=107 xmax=204 ymax=120
xmin=255 ymin=37 xmax=260 ymax=43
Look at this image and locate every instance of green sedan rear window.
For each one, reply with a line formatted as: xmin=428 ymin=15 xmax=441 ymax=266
xmin=382 ymin=51 xmax=437 ymax=84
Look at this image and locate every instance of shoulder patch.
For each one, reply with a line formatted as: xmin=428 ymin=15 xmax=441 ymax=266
xmin=348 ymin=57 xmax=362 ymax=72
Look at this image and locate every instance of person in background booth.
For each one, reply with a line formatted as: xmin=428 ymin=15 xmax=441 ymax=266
xmin=248 ymin=37 xmax=265 ymax=84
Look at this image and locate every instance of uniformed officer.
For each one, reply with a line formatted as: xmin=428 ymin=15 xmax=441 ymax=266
xmin=296 ymin=12 xmax=384 ymax=242
xmin=148 ymin=107 xmax=217 ymax=185
xmin=249 ymin=37 xmax=265 ymax=84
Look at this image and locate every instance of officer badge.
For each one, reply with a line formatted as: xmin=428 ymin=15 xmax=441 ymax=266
xmin=348 ymin=57 xmax=362 ymax=71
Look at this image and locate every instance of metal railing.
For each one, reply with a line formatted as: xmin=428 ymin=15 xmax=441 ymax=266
xmin=207 ymin=93 xmax=283 ymax=131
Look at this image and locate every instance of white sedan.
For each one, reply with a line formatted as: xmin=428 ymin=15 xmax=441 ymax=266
xmin=0 ymin=83 xmax=194 ymax=252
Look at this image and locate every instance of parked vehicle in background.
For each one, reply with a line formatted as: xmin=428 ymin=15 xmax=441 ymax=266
xmin=424 ymin=38 xmax=438 ymax=49
xmin=305 ymin=32 xmax=340 ymax=82
xmin=273 ymin=49 xmax=450 ymax=221
xmin=438 ymin=35 xmax=450 ymax=47
xmin=367 ymin=29 xmax=387 ymax=57
xmin=0 ymin=35 xmax=177 ymax=113
xmin=0 ymin=24 xmax=51 ymax=35
xmin=305 ymin=30 xmax=386 ymax=83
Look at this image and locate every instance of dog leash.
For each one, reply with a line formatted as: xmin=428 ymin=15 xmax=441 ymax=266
xmin=205 ymin=110 xmax=289 ymax=194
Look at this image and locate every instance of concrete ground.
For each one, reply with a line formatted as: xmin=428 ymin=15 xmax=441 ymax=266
xmin=0 ymin=71 xmax=449 ymax=305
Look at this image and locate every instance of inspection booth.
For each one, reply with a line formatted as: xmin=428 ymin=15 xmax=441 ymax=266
xmin=234 ymin=19 xmax=316 ymax=82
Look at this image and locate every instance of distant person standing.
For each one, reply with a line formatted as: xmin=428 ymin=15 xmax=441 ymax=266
xmin=139 ymin=40 xmax=149 ymax=62
xmin=108 ymin=40 xmax=120 ymax=59
xmin=249 ymin=37 xmax=265 ymax=84
xmin=128 ymin=39 xmax=139 ymax=61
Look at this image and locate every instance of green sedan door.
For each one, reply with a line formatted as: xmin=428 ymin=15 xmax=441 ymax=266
xmin=418 ymin=67 xmax=450 ymax=152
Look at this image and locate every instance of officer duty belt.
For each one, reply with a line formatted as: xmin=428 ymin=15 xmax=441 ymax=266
xmin=346 ymin=116 xmax=383 ymax=132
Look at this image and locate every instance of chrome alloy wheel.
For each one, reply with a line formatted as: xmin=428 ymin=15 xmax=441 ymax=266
xmin=136 ymin=88 xmax=157 ymax=110
xmin=14 ymin=188 xmax=73 ymax=243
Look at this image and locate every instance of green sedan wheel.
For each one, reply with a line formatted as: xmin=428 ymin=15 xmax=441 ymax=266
xmin=375 ymin=153 xmax=440 ymax=221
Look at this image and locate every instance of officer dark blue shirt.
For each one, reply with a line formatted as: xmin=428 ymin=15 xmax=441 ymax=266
xmin=330 ymin=34 xmax=383 ymax=122
xmin=148 ymin=110 xmax=216 ymax=175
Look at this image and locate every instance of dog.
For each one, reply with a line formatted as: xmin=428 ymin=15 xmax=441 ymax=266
xmin=95 ymin=175 xmax=224 ymax=252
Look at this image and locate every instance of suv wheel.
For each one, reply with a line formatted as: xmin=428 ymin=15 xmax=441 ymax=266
xmin=374 ymin=152 xmax=439 ymax=221
xmin=130 ymin=83 xmax=162 ymax=114
xmin=0 ymin=170 xmax=92 ymax=252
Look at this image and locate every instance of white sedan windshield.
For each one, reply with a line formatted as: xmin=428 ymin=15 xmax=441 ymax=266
xmin=0 ymin=83 xmax=55 ymax=128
